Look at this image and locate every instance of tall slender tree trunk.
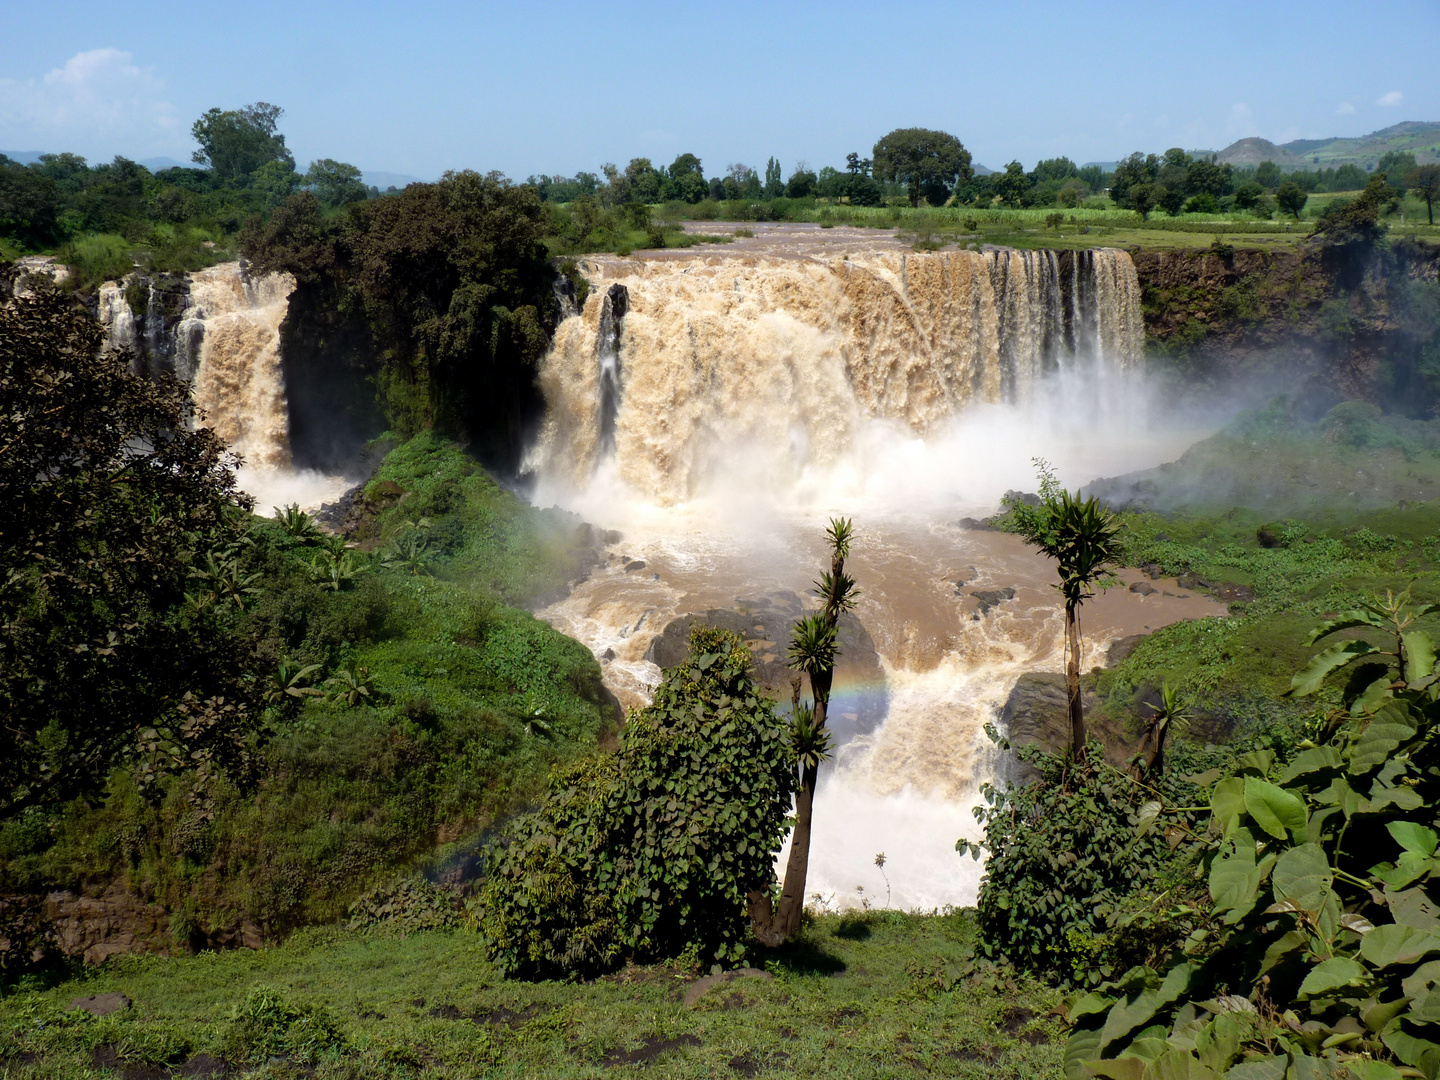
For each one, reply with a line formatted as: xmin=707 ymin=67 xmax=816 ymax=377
xmin=750 ymin=546 xmax=845 ymax=946
xmin=1065 ymin=599 xmax=1087 ymax=761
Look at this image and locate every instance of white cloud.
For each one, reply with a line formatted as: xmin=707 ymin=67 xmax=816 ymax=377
xmin=0 ymin=49 xmax=179 ymax=157
xmin=1377 ymin=90 xmax=1404 ymax=107
xmin=1336 ymin=102 xmax=1356 ymax=116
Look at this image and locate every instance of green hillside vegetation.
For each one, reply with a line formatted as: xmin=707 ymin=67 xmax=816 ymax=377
xmin=1281 ymin=120 xmax=1440 ymax=170
xmin=0 ymin=911 xmax=1069 ymax=1080
xmin=1 ymin=424 xmax=617 ymax=950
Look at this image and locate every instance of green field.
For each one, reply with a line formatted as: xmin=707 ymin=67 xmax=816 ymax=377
xmin=0 ymin=912 xmax=1062 ymax=1079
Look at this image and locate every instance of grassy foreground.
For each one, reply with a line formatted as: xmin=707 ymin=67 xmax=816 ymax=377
xmin=0 ymin=912 xmax=1060 ymax=1079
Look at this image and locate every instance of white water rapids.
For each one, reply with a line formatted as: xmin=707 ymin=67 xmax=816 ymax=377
xmin=529 ymin=226 xmax=1221 ymax=910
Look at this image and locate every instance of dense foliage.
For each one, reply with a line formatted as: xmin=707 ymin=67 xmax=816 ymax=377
xmin=241 ymin=174 xmax=556 ymax=468
xmin=480 ymin=626 xmax=796 ymax=978
xmin=0 ymin=269 xmax=261 ymax=819
xmin=972 ymin=737 xmax=1210 ymax=986
xmin=1 ymin=432 xmax=614 ymax=962
xmin=1067 ymin=593 xmax=1440 ymax=1080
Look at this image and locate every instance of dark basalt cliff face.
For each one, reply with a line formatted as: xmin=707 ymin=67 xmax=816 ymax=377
xmin=276 ymin=280 xmax=387 ymax=473
xmin=1131 ymin=240 xmax=1440 ymax=413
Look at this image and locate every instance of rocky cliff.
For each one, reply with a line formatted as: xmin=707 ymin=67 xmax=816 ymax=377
xmin=1131 ymin=239 xmax=1440 ymax=413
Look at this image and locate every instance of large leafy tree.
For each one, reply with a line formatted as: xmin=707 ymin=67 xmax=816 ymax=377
xmin=872 ymin=127 xmax=973 ymax=207
xmin=242 ymin=171 xmax=556 ymax=471
xmin=0 ymin=268 xmax=261 ymax=820
xmin=1410 ymin=163 xmax=1440 ymax=226
xmin=191 ymin=102 xmax=295 ymax=183
xmin=0 ymin=157 xmax=61 ymax=248
xmin=1006 ymin=465 xmax=1122 ymax=761
xmin=304 ymin=158 xmax=368 ymax=208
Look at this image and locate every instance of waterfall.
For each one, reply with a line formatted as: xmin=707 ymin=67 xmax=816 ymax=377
xmin=529 ymin=240 xmax=1173 ymax=910
xmin=94 ymin=262 xmax=328 ymax=497
xmin=184 ymin=264 xmax=296 ymax=471
xmin=532 ymin=247 xmax=1144 ymax=503
xmin=596 ymin=283 xmax=629 ymax=455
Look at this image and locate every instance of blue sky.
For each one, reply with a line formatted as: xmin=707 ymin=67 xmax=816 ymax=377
xmin=4 ymin=0 xmax=1437 ymax=180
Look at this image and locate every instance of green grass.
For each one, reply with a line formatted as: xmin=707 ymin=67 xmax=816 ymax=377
xmin=52 ymin=227 xmax=237 ymax=290
xmin=1078 ymin=409 xmax=1440 ymax=705
xmin=0 ymin=435 xmax=615 ymax=939
xmin=0 ymin=912 xmax=1062 ymax=1079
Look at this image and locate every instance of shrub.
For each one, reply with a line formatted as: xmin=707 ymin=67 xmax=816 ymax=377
xmin=479 ymin=626 xmax=796 ymax=978
xmin=1067 ymin=592 xmax=1440 ymax=1079
xmin=973 ymin=732 xmax=1210 ymax=986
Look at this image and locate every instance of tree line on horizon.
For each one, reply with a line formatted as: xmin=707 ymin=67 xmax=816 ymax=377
xmin=5 ymin=102 xmax=1439 ymax=285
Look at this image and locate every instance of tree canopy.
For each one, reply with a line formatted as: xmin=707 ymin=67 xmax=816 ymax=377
xmin=241 ymin=171 xmax=557 ymax=470
xmin=191 ymin=102 xmax=295 ymax=183
xmin=872 ymin=128 xmax=972 ymax=207
xmin=0 ymin=268 xmax=262 ymax=820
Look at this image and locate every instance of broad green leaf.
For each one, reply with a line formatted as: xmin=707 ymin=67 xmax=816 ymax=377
xmin=1409 ymin=988 xmax=1440 ymax=1025
xmin=1209 ymin=831 xmax=1261 ymax=915
xmin=1286 ymin=1056 xmax=1345 ymax=1080
xmin=1244 ymin=776 xmax=1308 ymax=840
xmin=1065 ymin=1026 xmax=1105 ymax=1080
xmin=1210 ymin=778 xmax=1246 ymax=838
xmin=1287 ymin=639 xmax=1378 ymax=697
xmin=1098 ymin=963 xmax=1194 ymax=1052
xmin=1147 ymin=1049 xmax=1220 ymax=1080
xmin=1406 ymin=962 xmax=1440 ymax=1000
xmin=1382 ymin=1024 xmax=1440 ymax=1073
xmin=1194 ymin=1014 xmax=1243 ymax=1073
xmin=1135 ymin=799 xmax=1163 ymax=838
xmin=1278 ymin=746 xmax=1343 ymax=784
xmin=1360 ymin=924 xmax=1440 ymax=968
xmin=1271 ymin=843 xmax=1332 ymax=912
xmin=1370 ymin=783 xmax=1426 ymax=814
xmin=1344 ymin=1062 xmax=1404 ymax=1080
xmin=1355 ymin=674 xmax=1396 ymax=715
xmin=1297 ymin=957 xmax=1368 ymax=997
xmin=1389 ymin=822 xmax=1439 ymax=857
xmin=1363 ymin=994 xmax=1415 ymax=1033
xmin=1350 ymin=705 xmax=1419 ymax=776
xmin=1407 ymin=631 xmax=1439 ymax=685
xmin=1389 ymin=886 xmax=1440 ymax=931
xmin=1305 ymin=611 xmax=1389 ymax=645
xmin=1234 ymin=750 xmax=1276 ymax=776
xmin=1224 ymin=1057 xmax=1289 ymax=1080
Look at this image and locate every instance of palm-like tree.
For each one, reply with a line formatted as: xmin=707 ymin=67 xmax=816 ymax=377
xmin=751 ymin=517 xmax=857 ymax=946
xmin=263 ymin=660 xmax=323 ymax=708
xmin=272 ymin=503 xmax=326 ymax=545
xmin=1133 ymin=681 xmax=1189 ymax=779
xmin=1011 ymin=487 xmax=1122 ymax=762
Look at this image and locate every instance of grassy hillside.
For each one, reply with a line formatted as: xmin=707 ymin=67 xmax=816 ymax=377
xmin=0 ymin=434 xmax=617 ymax=949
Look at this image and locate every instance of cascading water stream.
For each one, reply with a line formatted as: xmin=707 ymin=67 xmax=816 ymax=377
xmin=530 ymin=229 xmax=1214 ymax=910
xmin=96 ymin=262 xmax=351 ymax=510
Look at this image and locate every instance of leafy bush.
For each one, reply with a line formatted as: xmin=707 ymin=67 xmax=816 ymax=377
xmin=480 ymin=626 xmax=796 ymax=979
xmin=1066 ymin=592 xmax=1440 ymax=1080
xmin=973 ymin=732 xmax=1214 ymax=987
xmin=347 ymin=877 xmax=461 ymax=933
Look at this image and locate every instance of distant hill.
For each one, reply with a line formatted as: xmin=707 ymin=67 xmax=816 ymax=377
xmin=1 ymin=150 xmax=46 ymax=164
xmin=1216 ymin=137 xmax=1307 ymax=169
xmin=1218 ymin=121 xmax=1440 ymax=171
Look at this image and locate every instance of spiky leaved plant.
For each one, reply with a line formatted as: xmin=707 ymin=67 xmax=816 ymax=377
xmin=750 ymin=518 xmax=857 ymax=946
